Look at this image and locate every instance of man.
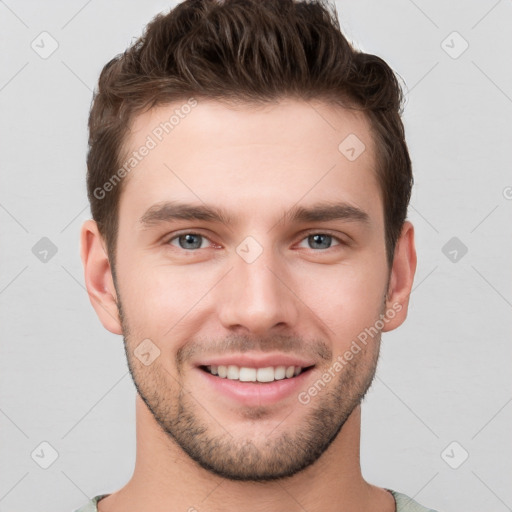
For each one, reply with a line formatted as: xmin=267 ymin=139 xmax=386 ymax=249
xmin=77 ymin=0 xmax=437 ymax=510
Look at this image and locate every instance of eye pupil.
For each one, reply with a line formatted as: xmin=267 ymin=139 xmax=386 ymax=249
xmin=172 ymin=233 xmax=338 ymax=252
xmin=309 ymin=234 xmax=331 ymax=249
xmin=179 ymin=234 xmax=202 ymax=250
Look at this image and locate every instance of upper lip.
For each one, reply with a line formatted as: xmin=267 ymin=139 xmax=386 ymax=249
xmin=194 ymin=353 xmax=316 ymax=369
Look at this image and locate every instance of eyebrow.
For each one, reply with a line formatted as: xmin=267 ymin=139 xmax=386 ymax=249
xmin=282 ymin=202 xmax=370 ymax=225
xmin=139 ymin=200 xmax=370 ymax=228
xmin=140 ymin=201 xmax=233 ymax=227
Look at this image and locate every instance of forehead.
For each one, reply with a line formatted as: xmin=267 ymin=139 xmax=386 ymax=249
xmin=118 ymin=98 xmax=382 ymax=229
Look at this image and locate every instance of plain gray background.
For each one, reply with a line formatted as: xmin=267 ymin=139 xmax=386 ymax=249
xmin=1 ymin=1 xmax=511 ymax=511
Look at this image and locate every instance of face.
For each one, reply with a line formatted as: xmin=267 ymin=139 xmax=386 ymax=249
xmin=111 ymin=98 xmax=392 ymax=481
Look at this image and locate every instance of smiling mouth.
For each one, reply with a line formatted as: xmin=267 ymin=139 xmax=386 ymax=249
xmin=199 ymin=364 xmax=315 ymax=383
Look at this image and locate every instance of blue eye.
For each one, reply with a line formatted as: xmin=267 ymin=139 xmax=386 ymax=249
xmin=301 ymin=233 xmax=340 ymax=250
xmin=166 ymin=231 xmax=345 ymax=252
xmin=169 ymin=233 xmax=207 ymax=250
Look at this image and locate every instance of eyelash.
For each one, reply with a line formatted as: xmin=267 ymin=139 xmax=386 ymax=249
xmin=165 ymin=230 xmax=348 ymax=251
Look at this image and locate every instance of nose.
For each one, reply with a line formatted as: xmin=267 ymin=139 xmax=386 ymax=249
xmin=216 ymin=242 xmax=300 ymax=335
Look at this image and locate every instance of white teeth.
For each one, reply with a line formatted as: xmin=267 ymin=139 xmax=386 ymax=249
xmin=239 ymin=367 xmax=257 ymax=382
xmin=256 ymin=367 xmax=274 ymax=382
xmin=227 ymin=365 xmax=239 ymax=379
xmin=274 ymin=366 xmax=286 ymax=380
xmin=206 ymin=364 xmax=305 ymax=382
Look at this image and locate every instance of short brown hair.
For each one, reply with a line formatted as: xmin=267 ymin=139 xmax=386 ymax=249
xmin=87 ymin=0 xmax=412 ymax=269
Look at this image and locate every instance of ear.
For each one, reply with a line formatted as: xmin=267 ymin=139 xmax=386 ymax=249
xmin=382 ymin=221 xmax=417 ymax=332
xmin=80 ymin=219 xmax=123 ymax=334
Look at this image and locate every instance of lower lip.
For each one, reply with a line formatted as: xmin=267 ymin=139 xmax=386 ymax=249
xmin=195 ymin=367 xmax=314 ymax=407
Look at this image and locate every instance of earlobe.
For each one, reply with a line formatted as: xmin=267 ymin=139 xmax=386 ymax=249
xmin=80 ymin=219 xmax=123 ymax=335
xmin=382 ymin=221 xmax=417 ymax=332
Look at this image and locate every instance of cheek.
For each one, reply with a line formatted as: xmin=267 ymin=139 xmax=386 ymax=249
xmin=116 ymin=261 xmax=212 ymax=338
xmin=115 ymin=239 xmax=388 ymax=348
xmin=306 ymin=263 xmax=387 ymax=349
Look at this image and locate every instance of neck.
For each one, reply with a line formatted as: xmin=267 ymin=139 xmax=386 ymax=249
xmin=99 ymin=396 xmax=394 ymax=512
